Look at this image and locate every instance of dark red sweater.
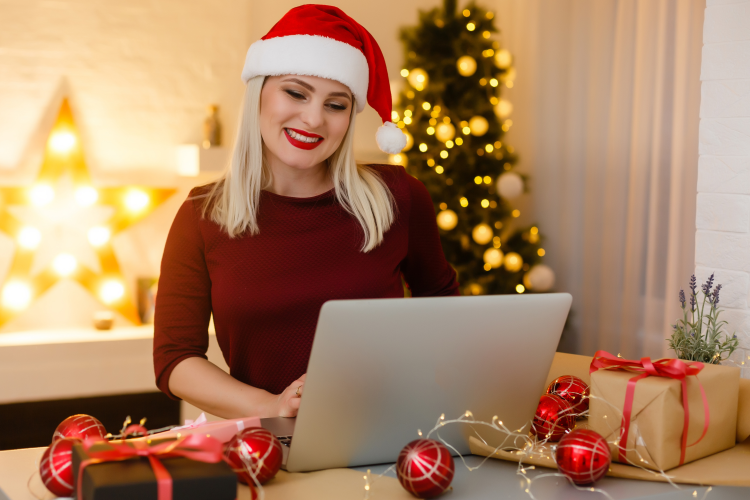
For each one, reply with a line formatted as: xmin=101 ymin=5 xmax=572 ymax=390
xmin=153 ymin=165 xmax=459 ymax=398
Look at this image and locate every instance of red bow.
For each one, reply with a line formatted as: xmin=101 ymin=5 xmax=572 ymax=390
xmin=590 ymin=351 xmax=710 ymax=466
xmin=76 ymin=425 xmax=225 ymax=500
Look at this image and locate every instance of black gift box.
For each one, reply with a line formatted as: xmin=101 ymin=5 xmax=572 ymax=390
xmin=71 ymin=441 xmax=237 ymax=500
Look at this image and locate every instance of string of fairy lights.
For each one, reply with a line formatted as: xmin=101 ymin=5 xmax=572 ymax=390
xmin=362 ymin=395 xmax=716 ymax=500
xmin=389 ymin=6 xmax=555 ymax=297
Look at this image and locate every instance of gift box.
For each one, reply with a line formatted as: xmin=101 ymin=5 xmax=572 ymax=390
xmin=71 ymin=438 xmax=237 ymax=500
xmin=588 ymin=352 xmax=740 ymax=471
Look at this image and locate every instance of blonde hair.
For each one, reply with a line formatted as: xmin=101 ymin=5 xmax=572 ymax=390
xmin=201 ymin=76 xmax=395 ymax=252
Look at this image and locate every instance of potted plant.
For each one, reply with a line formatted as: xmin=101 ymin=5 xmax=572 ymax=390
xmin=668 ymin=274 xmax=739 ymax=364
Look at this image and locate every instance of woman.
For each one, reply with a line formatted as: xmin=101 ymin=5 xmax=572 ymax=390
xmin=153 ymin=5 xmax=459 ymax=420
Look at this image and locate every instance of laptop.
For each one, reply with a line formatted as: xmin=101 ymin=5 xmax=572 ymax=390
xmin=261 ymin=293 xmax=572 ymax=472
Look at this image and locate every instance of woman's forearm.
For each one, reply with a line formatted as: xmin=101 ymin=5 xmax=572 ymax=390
xmin=168 ymin=357 xmax=276 ymax=419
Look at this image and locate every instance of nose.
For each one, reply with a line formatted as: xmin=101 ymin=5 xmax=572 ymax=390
xmin=299 ymin=104 xmax=325 ymax=130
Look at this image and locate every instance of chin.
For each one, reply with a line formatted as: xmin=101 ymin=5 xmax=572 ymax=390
xmin=277 ymin=142 xmax=338 ymax=170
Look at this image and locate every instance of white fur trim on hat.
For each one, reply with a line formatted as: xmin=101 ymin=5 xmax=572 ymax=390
xmin=242 ymin=35 xmax=369 ymax=113
xmin=376 ymin=122 xmax=407 ymax=154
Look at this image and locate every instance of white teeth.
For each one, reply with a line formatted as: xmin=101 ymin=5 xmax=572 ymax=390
xmin=287 ymin=129 xmax=321 ymax=143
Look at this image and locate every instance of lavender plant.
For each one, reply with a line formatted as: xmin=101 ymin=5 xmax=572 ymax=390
xmin=668 ymin=274 xmax=739 ymax=364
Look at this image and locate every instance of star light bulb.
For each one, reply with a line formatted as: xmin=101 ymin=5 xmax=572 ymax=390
xmin=75 ymin=186 xmax=99 ymax=206
xmin=29 ymin=185 xmax=55 ymax=206
xmin=100 ymin=280 xmax=125 ymax=304
xmin=88 ymin=226 xmax=111 ymax=247
xmin=49 ymin=131 xmax=76 ymax=153
xmin=125 ymin=189 xmax=150 ymax=212
xmin=18 ymin=227 xmax=41 ymax=250
xmin=1 ymin=281 xmax=32 ymax=310
xmin=53 ymin=253 xmax=77 ymax=276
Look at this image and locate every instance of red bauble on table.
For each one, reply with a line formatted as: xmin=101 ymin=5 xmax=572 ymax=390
xmin=396 ymin=439 xmax=455 ymax=498
xmin=223 ymin=427 xmax=283 ymax=485
xmin=532 ymin=394 xmax=575 ymax=441
xmin=546 ymin=375 xmax=590 ymax=415
xmin=40 ymin=437 xmax=77 ymax=496
xmin=52 ymin=414 xmax=107 ymax=442
xmin=555 ymin=429 xmax=611 ymax=485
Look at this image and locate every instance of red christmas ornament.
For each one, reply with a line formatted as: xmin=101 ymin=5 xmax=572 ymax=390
xmin=555 ymin=429 xmax=611 ymax=485
xmin=40 ymin=438 xmax=76 ymax=497
xmin=546 ymin=375 xmax=590 ymax=415
xmin=532 ymin=394 xmax=575 ymax=441
xmin=223 ymin=427 xmax=283 ymax=485
xmin=396 ymin=439 xmax=455 ymax=499
xmin=52 ymin=414 xmax=107 ymax=443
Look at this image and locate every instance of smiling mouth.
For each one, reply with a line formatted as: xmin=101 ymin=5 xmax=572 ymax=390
xmin=284 ymin=128 xmax=324 ymax=150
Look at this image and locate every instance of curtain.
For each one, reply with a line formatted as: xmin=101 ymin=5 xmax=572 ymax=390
xmin=492 ymin=0 xmax=705 ymax=358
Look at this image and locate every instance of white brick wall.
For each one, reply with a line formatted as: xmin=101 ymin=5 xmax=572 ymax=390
xmin=697 ymin=0 xmax=750 ymax=353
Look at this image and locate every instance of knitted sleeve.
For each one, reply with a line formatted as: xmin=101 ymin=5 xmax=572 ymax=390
xmin=400 ymin=173 xmax=460 ymax=297
xmin=153 ymin=194 xmax=213 ymax=399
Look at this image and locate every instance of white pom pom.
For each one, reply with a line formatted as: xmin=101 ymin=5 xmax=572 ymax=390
xmin=376 ymin=122 xmax=407 ymax=154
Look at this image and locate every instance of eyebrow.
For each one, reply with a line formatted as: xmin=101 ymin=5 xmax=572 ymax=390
xmin=282 ymin=78 xmax=352 ymax=101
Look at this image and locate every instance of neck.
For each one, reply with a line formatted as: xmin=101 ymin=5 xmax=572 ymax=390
xmin=263 ymin=150 xmax=334 ymax=198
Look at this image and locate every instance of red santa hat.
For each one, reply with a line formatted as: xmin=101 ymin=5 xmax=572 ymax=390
xmin=241 ymin=4 xmax=407 ymax=155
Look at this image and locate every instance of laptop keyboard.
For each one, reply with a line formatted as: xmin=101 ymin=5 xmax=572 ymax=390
xmin=278 ymin=435 xmax=292 ymax=447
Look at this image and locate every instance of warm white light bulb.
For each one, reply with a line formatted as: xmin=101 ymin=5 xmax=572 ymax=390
xmin=75 ymin=186 xmax=99 ymax=206
xmin=49 ymin=131 xmax=76 ymax=153
xmin=88 ymin=226 xmax=111 ymax=247
xmin=53 ymin=253 xmax=77 ymax=276
xmin=17 ymin=227 xmax=41 ymax=250
xmin=125 ymin=189 xmax=149 ymax=212
xmin=100 ymin=280 xmax=125 ymax=304
xmin=2 ymin=281 xmax=32 ymax=310
xmin=29 ymin=185 xmax=55 ymax=206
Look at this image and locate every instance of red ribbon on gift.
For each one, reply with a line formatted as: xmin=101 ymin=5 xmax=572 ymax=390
xmin=76 ymin=424 xmax=225 ymax=500
xmin=590 ymin=350 xmax=710 ymax=466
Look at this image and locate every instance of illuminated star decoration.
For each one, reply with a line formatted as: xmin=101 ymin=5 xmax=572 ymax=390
xmin=0 ymin=99 xmax=175 ymax=326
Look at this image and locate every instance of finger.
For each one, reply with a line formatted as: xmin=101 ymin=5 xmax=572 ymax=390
xmin=288 ymin=397 xmax=301 ymax=411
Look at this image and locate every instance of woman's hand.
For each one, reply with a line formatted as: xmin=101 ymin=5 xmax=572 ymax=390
xmin=270 ymin=373 xmax=306 ymax=417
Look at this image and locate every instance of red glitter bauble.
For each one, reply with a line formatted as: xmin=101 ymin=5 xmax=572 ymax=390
xmin=52 ymin=414 xmax=107 ymax=443
xmin=546 ymin=375 xmax=590 ymax=415
xmin=555 ymin=429 xmax=611 ymax=485
xmin=223 ymin=427 xmax=283 ymax=485
xmin=40 ymin=438 xmax=76 ymax=497
xmin=396 ymin=439 xmax=455 ymax=499
xmin=532 ymin=394 xmax=575 ymax=441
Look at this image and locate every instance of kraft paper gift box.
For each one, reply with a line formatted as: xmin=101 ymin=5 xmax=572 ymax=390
xmin=589 ymin=359 xmax=740 ymax=472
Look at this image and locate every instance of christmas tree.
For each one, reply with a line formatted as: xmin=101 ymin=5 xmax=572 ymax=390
xmin=392 ymin=0 xmax=554 ymax=296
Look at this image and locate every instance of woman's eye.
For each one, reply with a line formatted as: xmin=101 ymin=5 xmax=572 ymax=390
xmin=285 ymin=90 xmax=305 ymax=100
xmin=328 ymin=102 xmax=347 ymax=111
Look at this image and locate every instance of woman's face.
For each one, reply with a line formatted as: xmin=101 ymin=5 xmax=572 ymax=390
xmin=259 ymin=75 xmax=353 ymax=171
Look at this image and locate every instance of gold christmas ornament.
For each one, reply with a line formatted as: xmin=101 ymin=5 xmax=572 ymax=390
xmin=407 ymin=68 xmax=429 ymax=91
xmin=389 ymin=153 xmax=408 ymax=167
xmin=483 ymin=248 xmax=504 ymax=269
xmin=435 ymin=123 xmax=456 ymax=143
xmin=402 ymin=131 xmax=414 ymax=151
xmin=472 ymin=223 xmax=493 ymax=245
xmin=436 ymin=210 xmax=458 ymax=231
xmin=496 ymin=172 xmax=524 ymax=199
xmin=457 ymin=56 xmax=477 ymax=77
xmin=503 ymin=252 xmax=524 ymax=272
xmin=494 ymin=49 xmax=512 ymax=69
xmin=468 ymin=116 xmax=489 ymax=136
xmin=494 ymin=99 xmax=513 ymax=119
xmin=524 ymin=264 xmax=556 ymax=292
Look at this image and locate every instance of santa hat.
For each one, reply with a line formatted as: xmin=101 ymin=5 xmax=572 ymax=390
xmin=241 ymin=4 xmax=407 ymax=155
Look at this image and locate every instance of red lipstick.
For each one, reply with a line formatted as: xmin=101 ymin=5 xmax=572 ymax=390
xmin=284 ymin=128 xmax=324 ymax=150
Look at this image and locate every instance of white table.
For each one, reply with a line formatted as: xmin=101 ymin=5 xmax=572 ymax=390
xmin=1 ymin=446 xmax=747 ymax=500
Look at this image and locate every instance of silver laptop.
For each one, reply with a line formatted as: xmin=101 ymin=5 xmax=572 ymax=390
xmin=261 ymin=293 xmax=572 ymax=472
